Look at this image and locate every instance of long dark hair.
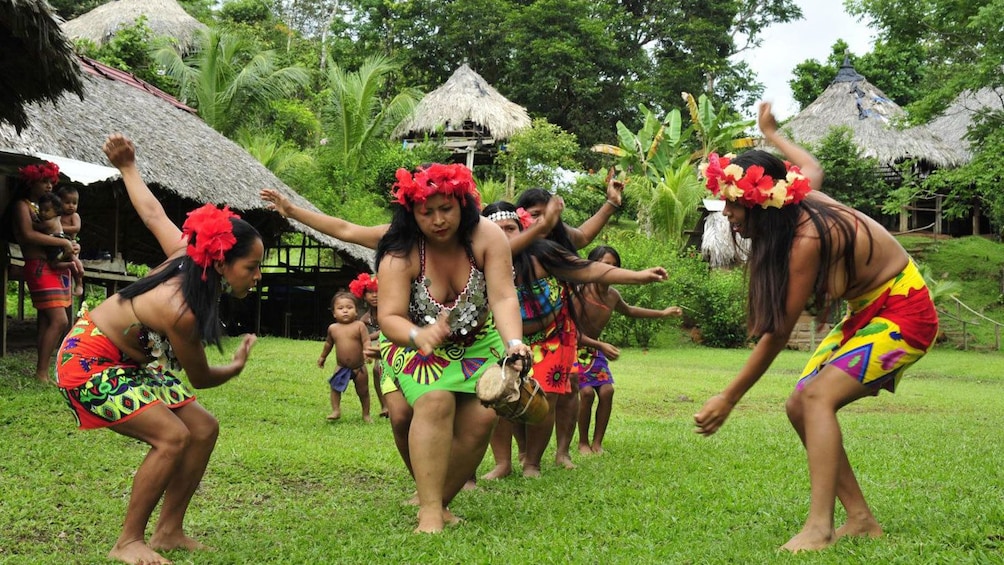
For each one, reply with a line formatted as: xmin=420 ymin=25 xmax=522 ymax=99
xmin=733 ymin=150 xmax=869 ymax=335
xmin=515 ymin=188 xmax=579 ymax=253
xmin=119 ymin=218 xmax=261 ymax=348
xmin=375 ymin=192 xmax=482 ymax=266
xmin=587 ymin=245 xmax=621 ymax=267
xmin=482 ymin=200 xmax=592 ymax=321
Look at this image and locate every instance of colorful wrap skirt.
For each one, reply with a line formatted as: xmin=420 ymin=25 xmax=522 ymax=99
xmin=524 ymin=305 xmax=578 ymax=394
xmin=380 ymin=316 xmax=506 ymax=405
xmin=23 ymin=258 xmax=71 ymax=310
xmin=799 ymin=260 xmax=938 ymax=394
xmin=56 ymin=311 xmax=196 ymax=429
xmin=575 ymin=347 xmax=614 ymax=389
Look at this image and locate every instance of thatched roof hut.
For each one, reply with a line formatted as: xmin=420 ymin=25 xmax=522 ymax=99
xmin=0 ymin=0 xmax=84 ymax=132
xmin=782 ymin=57 xmax=964 ymax=169
xmin=0 ymin=57 xmax=373 ymax=269
xmin=393 ymin=64 xmax=531 ymax=167
xmin=927 ymin=87 xmax=1004 ymax=161
xmin=61 ymin=0 xmax=207 ymax=53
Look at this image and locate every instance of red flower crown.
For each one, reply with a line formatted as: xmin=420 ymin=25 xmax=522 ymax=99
xmin=391 ymin=163 xmax=481 ymax=211
xmin=348 ymin=273 xmax=378 ymax=298
xmin=699 ymin=152 xmax=811 ymax=209
xmin=181 ymin=203 xmax=241 ymax=280
xmin=19 ymin=162 xmax=60 ymax=184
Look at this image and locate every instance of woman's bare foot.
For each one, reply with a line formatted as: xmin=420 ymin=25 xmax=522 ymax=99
xmin=522 ymin=464 xmax=541 ymax=478
xmin=108 ymin=539 xmax=171 ymax=565
xmin=461 ymin=478 xmax=477 ymax=491
xmin=149 ymin=531 xmax=210 ymax=552
xmin=836 ymin=517 xmax=883 ymax=539
xmin=443 ymin=508 xmax=464 ymax=526
xmin=590 ymin=444 xmax=605 ymax=455
xmin=35 ymin=371 xmax=53 ymax=385
xmin=362 ymin=414 xmax=373 ymax=423
xmin=414 ymin=508 xmax=445 ymax=534
xmin=379 ymin=408 xmax=390 ymax=418
xmin=555 ymin=453 xmax=576 ymax=469
xmin=326 ymin=411 xmax=341 ymax=421
xmin=482 ymin=463 xmax=512 ymax=480
xmin=402 ymin=492 xmax=420 ymax=506
xmin=578 ymin=443 xmax=594 ymax=455
xmin=780 ymin=525 xmax=836 ymax=553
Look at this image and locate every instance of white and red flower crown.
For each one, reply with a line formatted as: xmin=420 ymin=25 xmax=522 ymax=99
xmin=699 ymin=152 xmax=811 ymax=209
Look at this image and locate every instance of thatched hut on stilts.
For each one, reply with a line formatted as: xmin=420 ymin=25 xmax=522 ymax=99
xmin=61 ymin=0 xmax=207 ymax=53
xmin=1 ymin=56 xmax=373 ymax=350
xmin=392 ymin=64 xmax=531 ymax=170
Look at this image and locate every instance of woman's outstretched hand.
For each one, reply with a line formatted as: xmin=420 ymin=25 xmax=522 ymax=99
xmin=232 ymin=334 xmax=257 ymax=370
xmin=757 ymin=102 xmax=779 ymax=138
xmin=260 ymin=188 xmax=294 ymax=217
xmin=102 ymin=134 xmax=137 ymax=170
xmin=693 ymin=394 xmax=735 ymax=436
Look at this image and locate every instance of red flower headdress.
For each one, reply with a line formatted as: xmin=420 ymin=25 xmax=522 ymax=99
xmin=19 ymin=162 xmax=60 ymax=185
xmin=348 ymin=272 xmax=378 ymax=299
xmin=699 ymin=152 xmax=811 ymax=209
xmin=391 ymin=163 xmax=481 ymax=211
xmin=181 ymin=203 xmax=241 ymax=280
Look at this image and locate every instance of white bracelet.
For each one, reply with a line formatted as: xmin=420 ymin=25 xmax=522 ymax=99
xmin=408 ymin=327 xmax=419 ymax=348
xmin=506 ymin=338 xmax=523 ymax=348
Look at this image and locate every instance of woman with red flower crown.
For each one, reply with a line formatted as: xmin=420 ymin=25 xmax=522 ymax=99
xmin=9 ymin=160 xmax=78 ymax=384
xmin=693 ymin=103 xmax=938 ymax=553
xmin=55 ymin=135 xmax=263 ymax=565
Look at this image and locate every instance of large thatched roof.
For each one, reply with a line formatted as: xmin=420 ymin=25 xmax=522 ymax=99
xmin=0 ymin=57 xmax=373 ymax=267
xmin=0 ymin=0 xmax=84 ymax=132
xmin=783 ymin=58 xmax=964 ymax=168
xmin=927 ymin=87 xmax=1004 ymax=161
xmin=393 ymin=64 xmax=531 ymax=140
xmin=62 ymin=0 xmax=207 ymax=53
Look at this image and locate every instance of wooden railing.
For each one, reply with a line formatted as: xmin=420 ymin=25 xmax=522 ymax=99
xmin=937 ymin=296 xmax=1004 ymax=351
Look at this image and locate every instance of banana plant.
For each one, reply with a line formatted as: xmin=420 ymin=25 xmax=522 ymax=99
xmin=682 ymin=92 xmax=756 ymax=158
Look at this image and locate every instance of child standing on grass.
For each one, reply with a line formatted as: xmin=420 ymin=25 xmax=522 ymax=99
xmin=573 ymin=245 xmax=682 ymax=455
xmin=318 ymin=291 xmax=372 ymax=422
xmin=35 ymin=192 xmax=84 ymax=296
xmin=350 ymin=273 xmax=388 ymax=418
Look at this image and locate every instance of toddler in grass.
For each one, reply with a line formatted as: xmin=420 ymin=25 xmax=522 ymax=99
xmin=573 ymin=245 xmax=682 ymax=455
xmin=318 ymin=291 xmax=372 ymax=422
xmin=35 ymin=191 xmax=84 ymax=296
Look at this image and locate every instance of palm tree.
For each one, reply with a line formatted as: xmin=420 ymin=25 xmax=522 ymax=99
xmin=153 ymin=28 xmax=310 ymax=137
xmin=236 ymin=129 xmax=313 ymax=176
xmin=320 ymin=55 xmax=422 ymax=200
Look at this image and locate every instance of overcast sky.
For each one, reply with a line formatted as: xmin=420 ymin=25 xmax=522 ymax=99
xmin=735 ymin=1 xmax=876 ymax=119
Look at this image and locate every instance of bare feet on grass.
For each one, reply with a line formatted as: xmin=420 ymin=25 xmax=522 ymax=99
xmin=780 ymin=525 xmax=836 ymax=553
xmin=379 ymin=408 xmax=389 ymax=418
xmin=578 ymin=443 xmax=594 ymax=456
xmin=482 ymin=463 xmax=512 ymax=480
xmin=443 ymin=508 xmax=463 ymax=526
xmin=149 ymin=531 xmax=210 ymax=552
xmin=108 ymin=539 xmax=171 ymax=565
xmin=362 ymin=415 xmax=373 ymax=423
xmin=522 ymin=464 xmax=541 ymax=478
xmin=403 ymin=492 xmax=420 ymax=506
xmin=35 ymin=372 xmax=54 ymax=385
xmin=590 ymin=444 xmax=605 ymax=455
xmin=415 ymin=508 xmax=445 ymax=534
xmin=462 ymin=478 xmax=477 ymax=491
xmin=326 ymin=411 xmax=341 ymax=421
xmin=836 ymin=517 xmax=883 ymax=540
xmin=555 ymin=453 xmax=576 ymax=469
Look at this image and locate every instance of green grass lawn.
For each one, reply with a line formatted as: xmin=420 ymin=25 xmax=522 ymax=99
xmin=1 ymin=337 xmax=1002 ymax=564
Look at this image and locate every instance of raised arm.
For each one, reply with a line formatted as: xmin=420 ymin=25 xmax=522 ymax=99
xmin=102 ymin=135 xmax=185 ymax=258
xmin=552 ymin=262 xmax=668 ymax=286
xmin=758 ymin=102 xmax=823 ymax=191
xmin=260 ymin=188 xmax=388 ymax=249
xmin=505 ymin=196 xmax=563 ymax=254
xmin=567 ymin=169 xmax=623 ymax=249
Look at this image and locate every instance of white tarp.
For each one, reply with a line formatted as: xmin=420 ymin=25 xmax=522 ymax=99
xmin=0 ymin=150 xmax=119 ymax=185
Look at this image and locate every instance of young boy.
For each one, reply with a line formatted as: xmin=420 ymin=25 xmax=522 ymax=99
xmin=57 ymin=186 xmax=84 ymax=296
xmin=573 ymin=246 xmax=682 ymax=454
xmin=318 ymin=291 xmax=372 ymax=422
xmin=35 ymin=192 xmax=84 ymax=296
